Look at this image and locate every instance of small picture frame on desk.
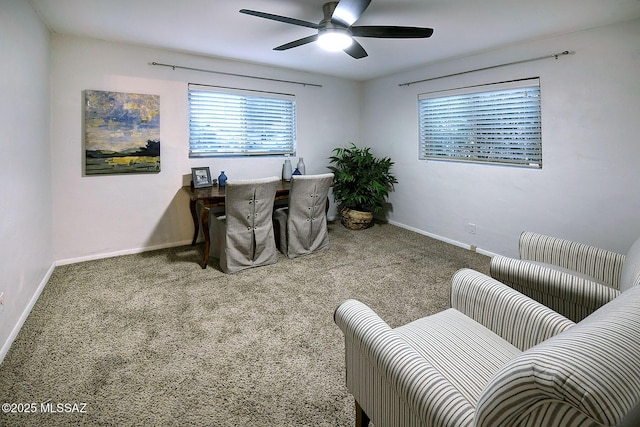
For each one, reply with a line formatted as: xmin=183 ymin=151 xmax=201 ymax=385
xmin=191 ymin=167 xmax=213 ymax=188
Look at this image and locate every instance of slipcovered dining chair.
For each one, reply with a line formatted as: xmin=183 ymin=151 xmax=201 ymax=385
xmin=334 ymin=268 xmax=640 ymax=427
xmin=273 ymin=173 xmax=333 ymax=258
xmin=490 ymin=231 xmax=640 ymax=322
xmin=208 ymin=176 xmax=280 ymax=274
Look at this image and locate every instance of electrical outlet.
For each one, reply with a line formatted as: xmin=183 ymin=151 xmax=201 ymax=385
xmin=467 ymin=223 xmax=476 ymax=234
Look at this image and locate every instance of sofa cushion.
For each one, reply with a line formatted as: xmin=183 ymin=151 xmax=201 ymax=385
xmin=396 ymin=308 xmax=521 ymax=405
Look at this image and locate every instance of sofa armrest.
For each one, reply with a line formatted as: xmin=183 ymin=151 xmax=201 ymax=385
xmin=450 ymin=269 xmax=575 ymax=351
xmin=476 ymin=285 xmax=640 ymax=427
xmin=334 ymin=299 xmax=475 ymax=427
xmin=518 ymin=232 xmax=625 ymax=288
xmin=490 ymin=256 xmax=620 ymax=313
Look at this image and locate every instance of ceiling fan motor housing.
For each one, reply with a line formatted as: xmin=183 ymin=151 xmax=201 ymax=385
xmin=321 ymin=2 xmax=340 ymax=24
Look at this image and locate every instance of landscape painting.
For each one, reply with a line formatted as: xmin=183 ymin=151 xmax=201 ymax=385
xmin=85 ymin=90 xmax=160 ymax=175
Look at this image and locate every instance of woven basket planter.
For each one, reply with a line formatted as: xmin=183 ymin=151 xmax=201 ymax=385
xmin=341 ymin=208 xmax=373 ymax=230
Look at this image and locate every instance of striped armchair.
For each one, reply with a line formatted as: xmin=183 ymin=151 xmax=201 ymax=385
xmin=334 ymin=269 xmax=640 ymax=427
xmin=490 ymin=232 xmax=640 ymax=322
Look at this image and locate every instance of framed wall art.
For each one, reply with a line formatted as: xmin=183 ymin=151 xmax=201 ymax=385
xmin=191 ymin=167 xmax=213 ymax=188
xmin=84 ymin=90 xmax=160 ymax=175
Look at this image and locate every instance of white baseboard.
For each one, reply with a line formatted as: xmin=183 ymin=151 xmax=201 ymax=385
xmin=0 ymin=262 xmax=55 ymax=364
xmin=387 ymin=220 xmax=497 ymax=257
xmin=55 ymin=239 xmax=194 ymax=266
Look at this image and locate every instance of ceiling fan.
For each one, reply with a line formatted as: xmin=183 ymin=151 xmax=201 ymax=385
xmin=239 ymin=0 xmax=434 ymax=59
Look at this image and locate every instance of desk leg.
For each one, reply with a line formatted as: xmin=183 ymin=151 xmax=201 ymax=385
xmin=190 ymin=199 xmax=199 ymax=246
xmin=200 ymin=206 xmax=210 ymax=269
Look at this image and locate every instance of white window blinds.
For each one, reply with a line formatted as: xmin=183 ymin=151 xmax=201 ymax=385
xmin=189 ymin=84 xmax=296 ymax=157
xmin=418 ymin=78 xmax=542 ymax=168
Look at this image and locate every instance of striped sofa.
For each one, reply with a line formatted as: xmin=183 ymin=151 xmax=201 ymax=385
xmin=334 ymin=268 xmax=640 ymax=427
xmin=490 ymin=232 xmax=640 ymax=322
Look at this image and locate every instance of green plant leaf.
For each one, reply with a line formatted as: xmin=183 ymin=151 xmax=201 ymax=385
xmin=327 ymin=143 xmax=397 ymax=213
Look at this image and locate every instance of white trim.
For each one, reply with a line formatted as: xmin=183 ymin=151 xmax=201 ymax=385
xmin=54 ymin=239 xmax=193 ymax=266
xmin=388 ymin=220 xmax=497 ymax=258
xmin=0 ymin=263 xmax=55 ymax=364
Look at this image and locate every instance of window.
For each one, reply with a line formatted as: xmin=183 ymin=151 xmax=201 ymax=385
xmin=418 ymin=78 xmax=541 ymax=168
xmin=188 ymin=84 xmax=296 ymax=157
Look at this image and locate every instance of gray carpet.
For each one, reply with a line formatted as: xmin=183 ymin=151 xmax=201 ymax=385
xmin=0 ymin=222 xmax=489 ymax=426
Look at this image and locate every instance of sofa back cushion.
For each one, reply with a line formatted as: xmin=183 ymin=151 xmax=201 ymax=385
xmin=620 ymin=235 xmax=640 ymax=292
xmin=474 ymin=285 xmax=640 ymax=427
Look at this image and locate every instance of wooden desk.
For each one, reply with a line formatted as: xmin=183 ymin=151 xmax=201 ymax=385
xmin=181 ymin=181 xmax=292 ymax=268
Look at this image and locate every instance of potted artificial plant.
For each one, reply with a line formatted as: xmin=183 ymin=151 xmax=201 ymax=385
xmin=328 ymin=143 xmax=398 ymax=230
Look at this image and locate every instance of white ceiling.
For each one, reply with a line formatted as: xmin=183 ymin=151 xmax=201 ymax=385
xmin=29 ymin=0 xmax=640 ymax=81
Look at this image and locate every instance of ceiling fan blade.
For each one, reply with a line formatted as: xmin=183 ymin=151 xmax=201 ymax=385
xmin=240 ymin=9 xmax=319 ymax=29
xmin=274 ymin=35 xmax=319 ymax=51
xmin=351 ymin=26 xmax=434 ymax=38
xmin=344 ymin=39 xmax=368 ymax=59
xmin=331 ymin=0 xmax=372 ymax=27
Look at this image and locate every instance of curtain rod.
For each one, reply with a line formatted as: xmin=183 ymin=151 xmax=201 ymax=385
xmin=188 ymin=82 xmax=295 ymax=98
xmin=150 ymin=62 xmax=323 ymax=88
xmin=398 ymin=50 xmax=573 ymax=87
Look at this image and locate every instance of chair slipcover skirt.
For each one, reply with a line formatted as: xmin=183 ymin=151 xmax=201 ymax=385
xmin=273 ymin=173 xmax=333 ymax=258
xmin=210 ymin=177 xmax=280 ymax=273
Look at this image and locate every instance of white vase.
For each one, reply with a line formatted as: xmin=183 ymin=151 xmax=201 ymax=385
xmin=283 ymin=159 xmax=292 ymax=181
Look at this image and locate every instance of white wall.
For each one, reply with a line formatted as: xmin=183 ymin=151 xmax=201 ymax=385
xmin=0 ymin=1 xmax=53 ymax=360
xmin=3 ymin=8 xmax=638 ymax=362
xmin=51 ymin=35 xmax=362 ymax=263
xmin=362 ymin=19 xmax=640 ymax=257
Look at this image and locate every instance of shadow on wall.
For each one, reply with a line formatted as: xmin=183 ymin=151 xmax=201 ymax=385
xmin=144 ymin=184 xmax=196 ymax=251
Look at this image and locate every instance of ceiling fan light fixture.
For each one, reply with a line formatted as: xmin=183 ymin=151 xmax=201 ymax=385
xmin=317 ymin=29 xmax=353 ymax=51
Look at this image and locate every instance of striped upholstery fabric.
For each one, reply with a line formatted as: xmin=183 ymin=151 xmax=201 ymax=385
xmin=396 ymin=309 xmax=521 ymax=404
xmin=490 ymin=232 xmax=640 ymax=322
xmin=335 ymin=299 xmax=476 ymax=427
xmin=476 ymin=284 xmax=640 ymax=427
xmin=334 ymin=269 xmax=601 ymax=427
xmin=490 ymin=256 xmax=621 ymax=322
xmin=518 ymin=232 xmax=626 ymax=287
xmin=450 ymin=269 xmax=575 ymax=351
